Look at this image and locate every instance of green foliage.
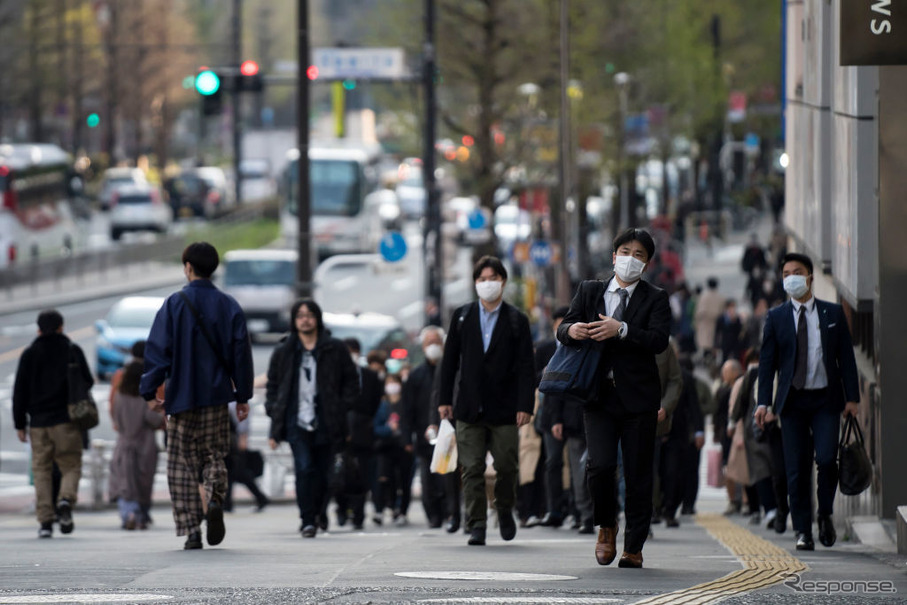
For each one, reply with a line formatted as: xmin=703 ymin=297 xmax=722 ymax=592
xmin=183 ymin=218 xmax=281 ymax=257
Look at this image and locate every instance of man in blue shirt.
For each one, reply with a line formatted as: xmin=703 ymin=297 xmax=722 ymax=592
xmin=141 ymin=242 xmax=254 ymax=550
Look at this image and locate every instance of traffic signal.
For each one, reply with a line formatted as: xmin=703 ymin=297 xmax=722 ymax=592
xmin=195 ymin=69 xmax=223 ymax=116
xmin=86 ymin=113 xmax=100 ymax=128
xmin=238 ymin=60 xmax=264 ymax=92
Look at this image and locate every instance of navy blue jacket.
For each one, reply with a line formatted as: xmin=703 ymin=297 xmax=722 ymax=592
xmin=757 ymin=298 xmax=859 ymax=415
xmin=140 ymin=279 xmax=254 ymax=414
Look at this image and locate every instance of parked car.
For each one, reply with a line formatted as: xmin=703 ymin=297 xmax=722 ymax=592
xmin=95 ymin=296 xmax=165 ymax=379
xmin=164 ymin=166 xmax=235 ymax=219
xmin=221 ymin=248 xmax=297 ymax=339
xmin=395 ymin=158 xmax=426 ymax=220
xmin=108 ymin=183 xmax=172 ymax=240
xmin=321 ymin=311 xmax=414 ymax=364
xmin=98 ymin=167 xmax=146 ymax=211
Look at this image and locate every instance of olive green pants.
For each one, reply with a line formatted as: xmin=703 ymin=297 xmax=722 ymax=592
xmin=456 ymin=420 xmax=518 ymax=531
xmin=30 ymin=422 xmax=83 ymax=524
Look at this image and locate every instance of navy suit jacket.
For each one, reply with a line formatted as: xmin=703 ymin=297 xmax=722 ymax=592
xmin=557 ymin=277 xmax=671 ymax=413
xmin=757 ymin=298 xmax=859 ymax=415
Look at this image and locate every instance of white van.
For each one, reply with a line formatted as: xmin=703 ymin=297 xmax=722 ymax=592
xmin=222 ymin=249 xmax=298 ymax=338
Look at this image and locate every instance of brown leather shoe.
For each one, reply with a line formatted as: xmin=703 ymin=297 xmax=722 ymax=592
xmin=618 ymin=551 xmax=643 ymax=568
xmin=595 ymin=526 xmax=618 ymax=565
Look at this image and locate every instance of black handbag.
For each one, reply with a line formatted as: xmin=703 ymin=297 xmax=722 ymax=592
xmin=68 ymin=345 xmax=99 ymax=431
xmin=838 ymin=415 xmax=872 ymax=496
xmin=538 ymin=341 xmax=601 ymax=399
xmin=236 ymin=449 xmax=264 ymax=478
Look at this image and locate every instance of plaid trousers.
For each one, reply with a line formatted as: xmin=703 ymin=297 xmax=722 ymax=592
xmin=166 ymin=404 xmax=230 ymax=536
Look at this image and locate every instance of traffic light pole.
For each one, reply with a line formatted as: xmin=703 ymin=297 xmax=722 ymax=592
xmin=232 ymin=0 xmax=243 ymax=208
xmin=296 ymin=0 xmax=312 ymax=298
xmin=423 ymin=0 xmax=442 ymax=324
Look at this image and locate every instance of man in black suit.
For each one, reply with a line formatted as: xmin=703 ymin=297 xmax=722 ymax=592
xmin=755 ymin=252 xmax=859 ymax=551
xmin=438 ymin=256 xmax=535 ymax=546
xmin=558 ymin=228 xmax=671 ymax=569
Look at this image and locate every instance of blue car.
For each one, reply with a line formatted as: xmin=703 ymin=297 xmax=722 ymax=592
xmin=95 ymin=296 xmax=165 ymax=380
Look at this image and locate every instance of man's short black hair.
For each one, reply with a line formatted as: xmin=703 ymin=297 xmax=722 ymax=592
xmin=131 ymin=340 xmax=146 ymax=359
xmin=707 ymin=277 xmax=719 ymax=289
xmin=343 ymin=337 xmax=361 ymax=354
xmin=291 ymin=298 xmax=324 ymax=334
xmin=780 ymin=252 xmax=813 ymax=275
xmin=612 ymin=228 xmax=655 ymax=262
xmin=37 ymin=310 xmax=63 ymax=335
xmin=553 ymin=306 xmax=570 ymax=321
xmin=472 ymin=255 xmax=507 ymax=281
xmin=182 ymin=242 xmax=219 ymax=279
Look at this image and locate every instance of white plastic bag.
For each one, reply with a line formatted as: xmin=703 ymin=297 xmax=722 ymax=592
xmin=429 ymin=419 xmax=458 ymax=474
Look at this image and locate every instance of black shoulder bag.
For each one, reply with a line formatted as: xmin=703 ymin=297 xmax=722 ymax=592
xmin=68 ymin=344 xmax=100 ymax=430
xmin=838 ymin=415 xmax=872 ymax=496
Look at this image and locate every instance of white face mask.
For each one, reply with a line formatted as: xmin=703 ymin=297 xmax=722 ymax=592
xmin=475 ymin=280 xmax=503 ymax=302
xmin=424 ymin=343 xmax=443 ymax=362
xmin=385 ymin=383 xmax=401 ymax=397
xmin=783 ymin=275 xmax=810 ymax=299
xmin=613 ymin=255 xmax=646 ymax=283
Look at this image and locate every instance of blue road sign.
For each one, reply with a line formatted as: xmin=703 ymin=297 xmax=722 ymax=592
xmin=467 ymin=208 xmax=487 ymax=230
xmin=529 ymin=240 xmax=553 ymax=267
xmin=379 ymin=231 xmax=407 ymax=263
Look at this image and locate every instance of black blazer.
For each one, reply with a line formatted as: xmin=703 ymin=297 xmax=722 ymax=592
xmin=757 ymin=298 xmax=860 ymax=415
xmin=557 ymin=277 xmax=671 ymax=414
xmin=439 ymin=301 xmax=535 ymax=425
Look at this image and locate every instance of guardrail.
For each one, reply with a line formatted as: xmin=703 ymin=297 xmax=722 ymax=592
xmin=0 ymin=199 xmax=278 ymax=295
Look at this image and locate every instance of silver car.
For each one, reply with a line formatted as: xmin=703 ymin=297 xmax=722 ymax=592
xmin=109 ymin=183 xmax=173 ymax=240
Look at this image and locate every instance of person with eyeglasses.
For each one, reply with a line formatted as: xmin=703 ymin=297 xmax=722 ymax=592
xmin=263 ymin=299 xmax=360 ymax=538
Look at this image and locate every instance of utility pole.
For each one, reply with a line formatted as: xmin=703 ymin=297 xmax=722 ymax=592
xmin=423 ymin=0 xmax=442 ymax=321
xmin=72 ymin=0 xmax=85 ymax=154
xmin=232 ymin=0 xmax=243 ymax=207
xmin=296 ymin=0 xmax=312 ymax=297
xmin=554 ymin=0 xmax=571 ymax=305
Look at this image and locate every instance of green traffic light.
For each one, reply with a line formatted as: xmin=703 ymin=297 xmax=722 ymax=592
xmin=195 ymin=70 xmax=220 ymax=96
xmin=86 ymin=113 xmax=100 ymax=128
xmin=342 ymin=79 xmax=356 ymax=91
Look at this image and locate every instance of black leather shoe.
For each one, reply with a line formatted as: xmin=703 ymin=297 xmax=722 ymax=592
xmin=795 ymin=533 xmax=815 ymax=551
xmin=184 ymin=531 xmax=203 ymax=550
xmin=467 ymin=528 xmax=486 ymax=545
xmin=301 ymin=525 xmax=317 ymax=538
xmin=665 ymin=516 xmax=680 ymax=528
xmin=499 ymin=511 xmax=516 ymax=541
xmin=774 ymin=512 xmax=788 ymax=534
xmin=445 ymin=517 xmax=461 ymax=533
xmin=540 ymin=512 xmax=564 ymax=528
xmin=818 ymin=515 xmax=836 ymax=547
xmin=205 ymin=500 xmax=225 ymax=546
xmin=578 ymin=519 xmax=595 ymax=534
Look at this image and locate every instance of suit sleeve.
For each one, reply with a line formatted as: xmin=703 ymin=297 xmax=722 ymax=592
xmin=659 ymin=346 xmax=683 ymax=416
xmin=835 ymin=306 xmax=861 ymax=403
xmin=557 ymin=281 xmax=590 ymax=346
xmin=757 ymin=311 xmax=778 ymax=410
xmin=516 ymin=312 xmax=536 ymax=415
xmin=624 ymin=287 xmax=671 ymax=355
xmin=438 ymin=307 xmax=463 ymax=409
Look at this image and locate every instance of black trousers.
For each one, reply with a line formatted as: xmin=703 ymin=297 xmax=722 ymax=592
xmin=659 ymin=436 xmax=686 ymax=519
xmin=681 ymin=442 xmax=701 ymax=512
xmin=418 ymin=454 xmax=447 ymax=526
xmin=542 ymin=431 xmax=569 ymax=520
xmin=584 ymin=385 xmax=658 ymax=555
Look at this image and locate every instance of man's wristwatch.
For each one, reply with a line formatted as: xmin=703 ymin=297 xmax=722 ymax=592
xmin=617 ymin=322 xmax=628 ymax=339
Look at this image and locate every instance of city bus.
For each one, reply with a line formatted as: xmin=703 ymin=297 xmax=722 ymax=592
xmin=280 ymin=142 xmax=400 ymax=261
xmin=0 ymin=143 xmax=85 ymax=269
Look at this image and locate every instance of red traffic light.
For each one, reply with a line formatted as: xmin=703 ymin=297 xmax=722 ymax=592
xmin=306 ymin=65 xmax=319 ymax=80
xmin=240 ymin=60 xmax=260 ymax=76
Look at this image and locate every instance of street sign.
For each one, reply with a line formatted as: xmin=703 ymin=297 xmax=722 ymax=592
xmin=467 ymin=209 xmax=487 ymax=230
xmin=379 ymin=231 xmax=407 ymax=263
xmin=840 ymin=0 xmax=907 ymax=65
xmin=312 ymin=48 xmax=408 ymax=80
xmin=529 ymin=241 xmax=553 ymax=267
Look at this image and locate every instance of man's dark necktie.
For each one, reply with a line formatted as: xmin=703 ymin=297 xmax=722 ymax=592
xmin=792 ymin=305 xmax=808 ymax=389
xmin=613 ymin=288 xmax=628 ymax=322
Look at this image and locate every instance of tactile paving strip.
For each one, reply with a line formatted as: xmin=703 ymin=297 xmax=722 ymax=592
xmin=633 ymin=513 xmax=808 ymax=605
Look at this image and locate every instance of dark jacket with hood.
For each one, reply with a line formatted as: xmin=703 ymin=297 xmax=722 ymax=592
xmin=265 ymin=325 xmax=360 ymax=449
xmin=14 ymin=333 xmax=93 ymax=430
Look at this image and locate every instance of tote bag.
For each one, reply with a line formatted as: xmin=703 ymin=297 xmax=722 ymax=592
xmin=538 ymin=341 xmax=601 ymax=399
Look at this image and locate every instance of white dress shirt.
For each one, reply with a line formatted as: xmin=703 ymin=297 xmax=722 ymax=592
xmin=603 ymin=277 xmax=639 ymax=339
xmin=791 ymin=297 xmax=828 ymax=389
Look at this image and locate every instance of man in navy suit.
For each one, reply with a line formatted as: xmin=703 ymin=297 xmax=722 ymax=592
xmin=755 ymin=252 xmax=859 ymax=551
xmin=558 ymin=228 xmax=671 ymax=569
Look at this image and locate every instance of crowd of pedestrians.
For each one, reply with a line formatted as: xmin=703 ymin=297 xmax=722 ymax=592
xmin=10 ymin=231 xmax=861 ymax=566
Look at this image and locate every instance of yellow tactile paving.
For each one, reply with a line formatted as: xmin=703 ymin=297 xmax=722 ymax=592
xmin=633 ymin=513 xmax=808 ymax=605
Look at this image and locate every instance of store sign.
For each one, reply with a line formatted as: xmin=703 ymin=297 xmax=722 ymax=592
xmin=840 ymin=0 xmax=907 ymax=65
